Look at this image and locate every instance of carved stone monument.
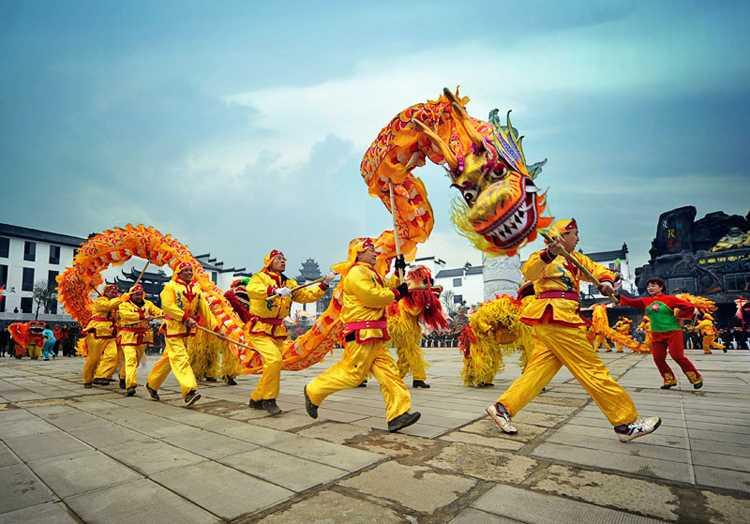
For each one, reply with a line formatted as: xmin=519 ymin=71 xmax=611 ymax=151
xmin=483 ymin=254 xmax=522 ymax=300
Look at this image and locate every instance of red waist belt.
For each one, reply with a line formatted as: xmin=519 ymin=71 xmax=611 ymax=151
xmin=119 ymin=327 xmax=148 ymax=333
xmin=344 ymin=320 xmax=388 ymax=332
xmin=537 ymin=291 xmax=579 ymax=301
xmin=90 ymin=316 xmax=112 ymax=322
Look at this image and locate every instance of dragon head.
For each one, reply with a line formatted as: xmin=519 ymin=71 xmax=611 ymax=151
xmin=416 ymin=89 xmax=551 ymax=256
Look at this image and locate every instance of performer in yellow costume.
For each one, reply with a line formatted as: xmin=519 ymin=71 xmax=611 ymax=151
xmin=82 ymin=284 xmax=129 ymax=388
xmin=637 ymin=316 xmax=653 ymax=350
xmin=486 ymin=219 xmax=661 ymax=442
xmin=145 ymin=262 xmax=216 ymax=407
xmin=304 ymin=237 xmax=421 ymax=432
xmin=245 ymin=249 xmax=332 ymax=415
xmin=613 ymin=316 xmax=632 ymax=353
xmin=697 ymin=313 xmax=724 ymax=354
xmin=116 ymin=284 xmax=162 ymax=397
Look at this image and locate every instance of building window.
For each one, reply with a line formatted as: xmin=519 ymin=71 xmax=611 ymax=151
xmin=48 ymin=270 xmax=59 ymax=291
xmin=725 ymin=273 xmax=750 ymax=292
xmin=49 ymin=245 xmax=61 ymax=265
xmin=453 ymin=278 xmax=462 ymax=287
xmin=453 ymin=294 xmax=463 ymax=304
xmin=24 ymin=241 xmax=36 ymax=262
xmin=667 ymin=277 xmax=695 ymax=294
xmin=20 ymin=296 xmax=33 ymax=313
xmin=211 ymin=272 xmax=218 ymax=284
xmin=0 ymin=237 xmax=9 ymax=258
xmin=73 ymin=248 xmax=79 ymax=259
xmin=0 ymin=264 xmax=7 ymax=287
xmin=22 ymin=267 xmax=35 ymax=291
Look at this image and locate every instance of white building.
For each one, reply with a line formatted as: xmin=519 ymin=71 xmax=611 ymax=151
xmin=580 ymin=243 xmax=637 ymax=298
xmin=0 ymin=223 xmax=85 ymax=321
xmin=434 ymin=263 xmax=485 ymax=309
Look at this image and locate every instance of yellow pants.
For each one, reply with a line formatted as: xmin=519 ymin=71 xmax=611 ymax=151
xmin=396 ymin=345 xmax=427 ymax=381
xmin=94 ymin=342 xmax=124 ymax=380
xmin=702 ymin=335 xmax=723 ymax=353
xmin=247 ymin=334 xmax=284 ymax=401
xmin=82 ymin=335 xmax=116 ymax=384
xmin=122 ymin=345 xmax=146 ymax=389
xmin=592 ymin=335 xmax=611 ymax=352
xmin=147 ymin=336 xmax=198 ymax=397
xmin=307 ymin=339 xmax=411 ymax=422
xmin=498 ymin=323 xmax=638 ymax=427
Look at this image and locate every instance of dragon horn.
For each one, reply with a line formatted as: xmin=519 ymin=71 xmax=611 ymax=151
xmin=443 ymin=87 xmax=484 ymax=148
xmin=412 ymin=119 xmax=458 ymax=172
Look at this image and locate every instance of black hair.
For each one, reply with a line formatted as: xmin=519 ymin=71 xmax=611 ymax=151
xmin=646 ymin=277 xmax=666 ymax=291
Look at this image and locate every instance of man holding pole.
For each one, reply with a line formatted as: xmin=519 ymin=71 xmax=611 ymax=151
xmin=303 ymin=237 xmax=422 ymax=433
xmin=145 ymin=261 xmax=216 ymax=407
xmin=245 ymin=249 xmax=333 ymax=415
xmin=117 ymin=284 xmax=162 ymax=397
xmin=83 ymin=284 xmax=129 ymax=388
xmin=485 ymin=219 xmax=662 ymax=442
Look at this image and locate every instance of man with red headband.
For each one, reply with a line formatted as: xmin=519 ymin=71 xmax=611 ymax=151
xmin=486 ymin=219 xmax=662 ymax=442
xmin=82 ymin=284 xmax=129 ymax=388
xmin=145 ymin=261 xmax=216 ymax=407
xmin=117 ymin=284 xmax=162 ymax=397
xmin=245 ymin=249 xmax=333 ymax=415
xmin=303 ymin=237 xmax=421 ymax=433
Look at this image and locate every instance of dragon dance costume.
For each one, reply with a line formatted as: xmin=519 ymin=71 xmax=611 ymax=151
xmin=82 ymin=285 xmax=128 ymax=387
xmin=619 ymin=280 xmax=703 ymax=389
xmin=487 ymin=219 xmax=661 ymax=442
xmin=612 ymin=317 xmax=633 ymax=353
xmin=304 ymin=238 xmax=420 ymax=432
xmin=387 ymin=266 xmax=448 ymax=388
xmin=117 ymin=284 xmax=162 ymax=395
xmin=697 ymin=314 xmax=724 ymax=354
xmin=146 ymin=262 xmax=216 ymax=405
xmin=245 ymin=250 xmax=329 ymax=415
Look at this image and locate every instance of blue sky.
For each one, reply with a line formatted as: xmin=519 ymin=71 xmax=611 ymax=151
xmin=2 ymin=0 xmax=748 ymax=274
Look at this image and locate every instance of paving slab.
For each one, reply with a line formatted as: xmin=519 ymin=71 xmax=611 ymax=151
xmin=473 ymin=484 xmax=665 ymax=523
xmin=428 ymin=442 xmax=538 ymax=483
xmin=531 ymin=464 xmax=680 ymax=521
xmin=0 ymin=501 xmax=77 ymax=524
xmin=64 ymin=478 xmax=220 ymax=524
xmin=28 ymin=450 xmax=142 ymax=498
xmin=222 ymin=448 xmax=347 ymax=492
xmin=259 ymin=490 xmax=406 ymax=523
xmin=160 ymin=426 xmax=257 ymax=459
xmin=449 ymin=508 xmax=524 ymax=523
xmin=296 ymin=421 xmax=372 ymax=445
xmin=339 ymin=461 xmax=476 ymax=514
xmin=694 ymin=465 xmax=750 ymax=494
xmin=268 ymin=435 xmax=382 ymax=471
xmin=3 ymin=430 xmax=93 ymax=463
xmin=103 ymin=439 xmax=206 ymax=475
xmin=702 ymin=491 xmax=750 ymax=523
xmin=150 ymin=461 xmax=293 ymax=519
xmin=0 ymin=463 xmax=57 ymax=514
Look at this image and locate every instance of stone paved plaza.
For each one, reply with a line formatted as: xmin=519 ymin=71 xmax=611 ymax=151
xmin=1 ymin=348 xmax=749 ymax=523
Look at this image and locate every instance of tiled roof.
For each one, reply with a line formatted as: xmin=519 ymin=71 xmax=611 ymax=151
xmin=0 ymin=223 xmax=86 ymax=247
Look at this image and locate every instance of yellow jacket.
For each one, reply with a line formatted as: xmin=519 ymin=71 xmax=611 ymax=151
xmin=521 ymin=249 xmax=615 ymax=326
xmin=696 ymin=319 xmax=716 ymax=336
xmin=160 ymin=278 xmax=215 ymax=337
xmin=341 ymin=262 xmax=398 ymax=343
xmin=246 ymin=270 xmax=327 ymax=338
xmin=614 ymin=319 xmax=632 ymax=334
xmin=84 ymin=294 xmax=129 ymax=337
xmin=117 ymin=299 xmax=163 ymax=346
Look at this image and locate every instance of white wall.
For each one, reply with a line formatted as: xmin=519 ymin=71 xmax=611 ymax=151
xmin=435 ymin=270 xmax=485 ymax=309
xmin=0 ymin=236 xmax=76 ymax=321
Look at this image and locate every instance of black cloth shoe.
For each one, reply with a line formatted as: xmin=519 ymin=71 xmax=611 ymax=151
xmin=262 ymin=399 xmax=282 ymax=416
xmin=388 ymin=411 xmax=421 ymax=433
xmin=83 ymin=382 xmax=93 ymax=389
xmin=225 ymin=376 xmax=237 ymax=386
xmin=477 ymin=382 xmax=494 ymax=388
xmin=184 ymin=390 xmax=201 ymax=407
xmin=119 ymin=379 xmax=126 ymax=390
xmin=693 ymin=380 xmax=704 ymax=390
xmin=304 ymin=386 xmax=318 ymax=419
xmin=145 ymin=383 xmax=160 ymax=401
xmin=92 ymin=378 xmax=110 ymax=386
xmin=412 ymin=380 xmax=431 ymax=389
xmin=660 ymin=383 xmax=676 ymax=390
xmin=358 ymin=380 xmax=368 ymax=388
xmin=126 ymin=387 xmax=136 ymax=397
xmin=204 ymin=376 xmax=217 ymax=382
xmin=248 ymin=398 xmax=264 ymax=409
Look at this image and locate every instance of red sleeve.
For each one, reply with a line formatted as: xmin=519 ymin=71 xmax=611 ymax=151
xmin=619 ymin=295 xmax=646 ymax=310
xmin=661 ymin=296 xmax=696 ymax=318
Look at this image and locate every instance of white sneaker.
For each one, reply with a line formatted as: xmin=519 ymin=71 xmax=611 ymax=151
xmin=615 ymin=416 xmax=661 ymax=442
xmin=485 ymin=403 xmax=518 ymax=434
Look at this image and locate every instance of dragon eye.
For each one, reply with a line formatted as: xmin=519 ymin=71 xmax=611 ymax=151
xmin=488 ymin=167 xmax=509 ymax=181
xmin=461 ymin=188 xmax=478 ymax=204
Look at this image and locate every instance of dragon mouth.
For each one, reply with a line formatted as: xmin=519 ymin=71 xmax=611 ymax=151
xmin=476 ymin=179 xmax=539 ymax=250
